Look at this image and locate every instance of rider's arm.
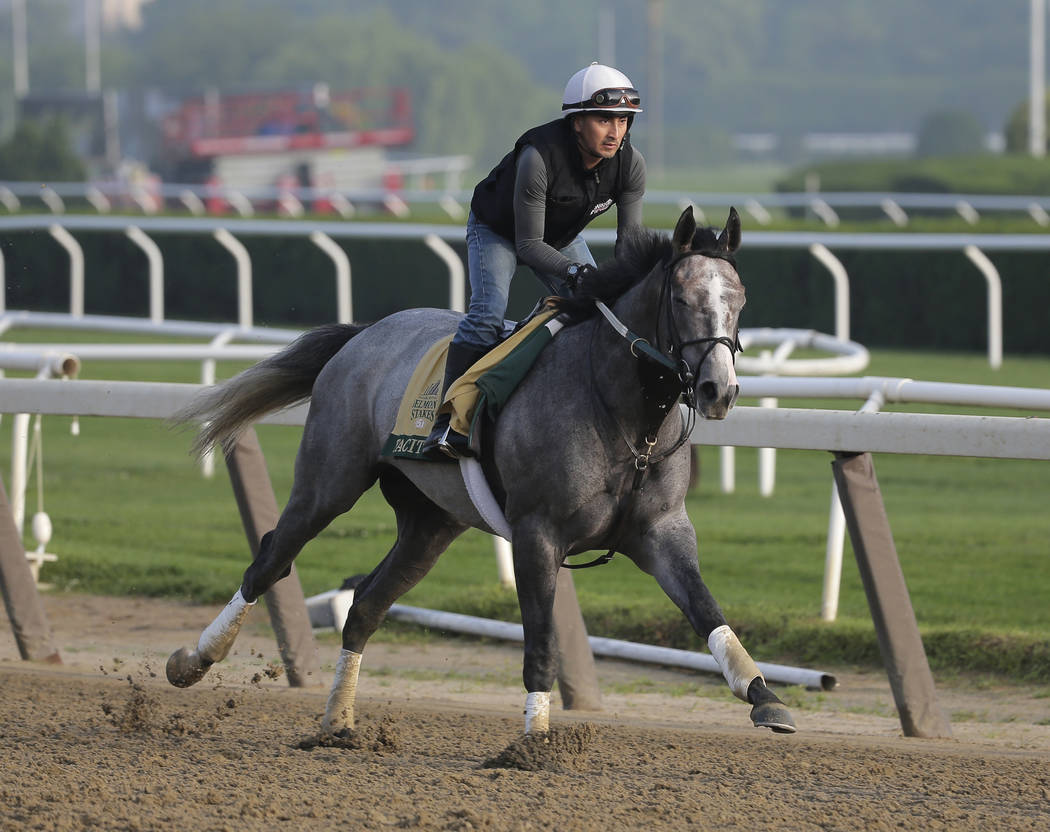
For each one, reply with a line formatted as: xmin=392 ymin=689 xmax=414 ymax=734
xmin=614 ymin=147 xmax=646 ymax=257
xmin=512 ymin=145 xmax=576 ymax=277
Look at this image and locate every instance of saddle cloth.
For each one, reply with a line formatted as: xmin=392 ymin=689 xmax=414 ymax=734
xmin=381 ymin=308 xmax=564 ymax=460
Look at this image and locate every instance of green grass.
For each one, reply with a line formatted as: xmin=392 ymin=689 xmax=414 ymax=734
xmin=1 ymin=338 xmax=1048 ymax=680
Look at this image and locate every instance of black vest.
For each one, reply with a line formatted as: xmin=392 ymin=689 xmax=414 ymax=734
xmin=470 ymin=118 xmax=633 ymax=251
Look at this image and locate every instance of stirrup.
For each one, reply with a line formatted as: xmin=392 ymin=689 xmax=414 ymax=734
xmin=420 ymin=419 xmax=468 ymax=461
xmin=444 ymin=432 xmax=473 ymax=459
xmin=435 ymin=424 xmax=473 ymax=459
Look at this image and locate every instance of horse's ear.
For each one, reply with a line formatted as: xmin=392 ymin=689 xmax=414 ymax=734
xmin=717 ymin=206 xmax=742 ymax=253
xmin=672 ymin=206 xmax=696 ymax=252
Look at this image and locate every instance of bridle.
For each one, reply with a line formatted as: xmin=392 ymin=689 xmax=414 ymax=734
xmin=656 ymin=250 xmax=742 ymax=409
xmin=563 ymin=252 xmax=742 ymax=570
xmin=596 ymin=250 xmax=742 ymax=410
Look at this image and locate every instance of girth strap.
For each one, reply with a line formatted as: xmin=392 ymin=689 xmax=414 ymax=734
xmin=562 ymin=551 xmax=616 ymax=570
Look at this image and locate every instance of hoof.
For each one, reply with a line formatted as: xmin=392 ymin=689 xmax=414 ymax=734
xmin=165 ymin=647 xmax=211 ymax=688
xmin=750 ymin=701 xmax=797 ymax=734
xmin=321 ymin=711 xmax=355 ymax=736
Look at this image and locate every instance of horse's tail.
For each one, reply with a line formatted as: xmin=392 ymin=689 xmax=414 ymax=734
xmin=173 ymin=322 xmax=367 ymax=458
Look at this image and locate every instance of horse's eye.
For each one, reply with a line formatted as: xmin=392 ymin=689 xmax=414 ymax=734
xmin=674 ymin=297 xmax=690 ymax=307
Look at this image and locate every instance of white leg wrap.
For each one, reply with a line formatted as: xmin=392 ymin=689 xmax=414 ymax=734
xmin=524 ymin=691 xmax=551 ymax=734
xmin=708 ymin=624 xmax=764 ymax=702
xmin=197 ymin=589 xmax=256 ymax=664
xmin=322 ymin=650 xmax=363 ymax=733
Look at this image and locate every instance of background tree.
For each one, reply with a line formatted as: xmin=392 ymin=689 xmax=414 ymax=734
xmin=915 ymin=110 xmax=986 ymax=157
xmin=0 ymin=118 xmax=87 ymax=181
xmin=0 ymin=0 xmax=1041 ymax=170
xmin=1003 ymin=92 xmax=1050 ymax=154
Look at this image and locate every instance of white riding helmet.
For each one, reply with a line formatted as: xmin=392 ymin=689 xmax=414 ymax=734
xmin=561 ymin=62 xmax=643 ymax=117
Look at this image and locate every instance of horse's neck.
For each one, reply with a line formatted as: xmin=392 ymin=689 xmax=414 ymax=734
xmin=585 ymin=268 xmax=669 ymax=436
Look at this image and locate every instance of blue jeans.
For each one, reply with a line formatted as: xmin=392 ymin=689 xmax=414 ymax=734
xmin=452 ymin=212 xmax=595 ymax=351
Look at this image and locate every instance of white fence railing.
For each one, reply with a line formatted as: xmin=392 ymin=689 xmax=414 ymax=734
xmin=1 ymin=375 xmax=1047 ymax=618
xmin=4 ymin=378 xmax=1043 ymax=456
xmin=3 ymin=214 xmax=1045 ymax=368
xmin=4 ymin=180 xmax=1050 ymax=228
xmin=729 ymin=376 xmax=1050 ymax=620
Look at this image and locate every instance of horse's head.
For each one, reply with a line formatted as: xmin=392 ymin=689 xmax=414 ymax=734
xmin=555 ymin=207 xmax=745 ymax=421
xmin=663 ymin=206 xmax=745 ymax=420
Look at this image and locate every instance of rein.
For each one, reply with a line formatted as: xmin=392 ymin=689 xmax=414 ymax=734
xmin=594 ymin=252 xmax=742 ymax=405
xmin=562 ymin=253 xmax=741 ymax=570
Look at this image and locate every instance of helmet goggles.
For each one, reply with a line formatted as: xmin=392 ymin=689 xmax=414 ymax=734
xmin=562 ymin=87 xmax=641 ymax=112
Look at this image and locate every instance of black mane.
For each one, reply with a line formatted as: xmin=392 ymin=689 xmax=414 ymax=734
xmin=551 ymin=224 xmax=733 ymax=321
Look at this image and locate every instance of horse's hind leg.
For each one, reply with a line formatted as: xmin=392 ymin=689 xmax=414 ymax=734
xmin=324 ymin=467 xmax=466 ymax=733
xmin=167 ymin=432 xmax=378 ymax=688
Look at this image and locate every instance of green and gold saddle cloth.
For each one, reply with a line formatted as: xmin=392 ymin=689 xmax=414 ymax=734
xmin=381 ymin=308 xmax=564 ymax=460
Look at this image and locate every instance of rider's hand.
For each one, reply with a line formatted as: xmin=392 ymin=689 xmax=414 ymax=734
xmin=564 ymin=262 xmax=597 ymax=293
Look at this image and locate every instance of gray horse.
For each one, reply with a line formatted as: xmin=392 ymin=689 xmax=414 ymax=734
xmin=167 ymin=207 xmax=796 ymax=736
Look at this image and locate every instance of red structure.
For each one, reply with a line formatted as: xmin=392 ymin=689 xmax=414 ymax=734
xmin=161 ymin=86 xmax=414 ymax=161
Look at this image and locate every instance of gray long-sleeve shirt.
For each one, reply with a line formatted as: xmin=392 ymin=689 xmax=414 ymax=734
xmin=512 ymin=144 xmax=647 ymax=277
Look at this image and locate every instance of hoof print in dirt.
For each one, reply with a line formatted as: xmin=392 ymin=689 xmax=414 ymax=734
xmin=297 ymin=719 xmax=401 ymax=753
xmin=481 ymin=724 xmax=597 ymax=772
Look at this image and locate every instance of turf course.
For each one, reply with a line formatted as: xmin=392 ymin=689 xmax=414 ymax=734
xmin=1 ymin=336 xmax=1047 ymax=680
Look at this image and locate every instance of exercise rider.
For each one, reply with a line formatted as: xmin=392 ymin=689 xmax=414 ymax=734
xmin=421 ymin=62 xmax=647 ymax=459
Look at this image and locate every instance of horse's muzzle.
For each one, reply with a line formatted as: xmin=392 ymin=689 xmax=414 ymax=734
xmin=695 ymin=381 xmax=740 ymax=420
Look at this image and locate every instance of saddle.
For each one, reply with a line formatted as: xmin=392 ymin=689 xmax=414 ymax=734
xmin=381 ymin=308 xmax=564 ymax=461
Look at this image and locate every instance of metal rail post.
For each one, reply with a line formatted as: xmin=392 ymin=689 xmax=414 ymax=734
xmin=831 ymin=451 xmax=952 ymax=738
xmin=213 ymin=228 xmax=253 ymax=329
xmin=552 ymin=567 xmax=602 ymax=710
xmin=0 ymin=473 xmax=61 ymax=663
xmin=126 ymin=226 xmax=165 ymax=324
xmin=309 ymin=231 xmax=353 ymax=323
xmin=48 ymin=225 xmax=84 ymax=318
xmin=224 ymin=428 xmax=321 ymax=687
xmin=808 ymin=243 xmax=850 ymax=341
xmin=963 ymin=245 xmax=1003 ymax=370
xmin=424 ymin=233 xmax=466 ymax=313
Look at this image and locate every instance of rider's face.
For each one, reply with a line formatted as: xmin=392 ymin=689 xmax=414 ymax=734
xmin=573 ymin=113 xmax=629 ymax=167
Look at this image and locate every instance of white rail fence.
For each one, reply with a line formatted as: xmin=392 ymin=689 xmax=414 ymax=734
xmin=2 ymin=215 xmax=1048 ymax=615
xmin=5 ymin=180 xmax=1050 ymax=228
xmin=0 ymin=310 xmax=866 ymax=588
xmin=733 ymin=376 xmax=1050 ymax=619
xmin=1 ymin=374 xmax=1047 ymax=619
xmin=2 ymin=214 xmax=1045 ymax=369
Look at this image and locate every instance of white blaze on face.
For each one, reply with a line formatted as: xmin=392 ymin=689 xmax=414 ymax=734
xmin=702 ymin=270 xmax=739 ymax=390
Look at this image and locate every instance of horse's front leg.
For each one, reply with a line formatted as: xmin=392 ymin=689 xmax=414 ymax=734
xmin=627 ymin=510 xmax=796 ymax=734
xmin=511 ymin=526 xmax=562 ymax=734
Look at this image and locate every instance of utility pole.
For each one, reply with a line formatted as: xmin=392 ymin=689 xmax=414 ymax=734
xmin=646 ymin=0 xmax=664 ymax=178
xmin=598 ymin=8 xmax=615 ymax=68
xmin=85 ymin=0 xmax=102 ymax=93
xmin=1030 ymin=0 xmax=1046 ymax=157
xmin=12 ymin=0 xmax=29 ymax=98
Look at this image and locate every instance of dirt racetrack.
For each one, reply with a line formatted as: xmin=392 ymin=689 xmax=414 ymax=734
xmin=2 ymin=593 xmax=1049 ymax=831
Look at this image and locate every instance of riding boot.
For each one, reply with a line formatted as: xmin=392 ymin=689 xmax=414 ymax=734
xmin=420 ymin=341 xmax=487 ymax=460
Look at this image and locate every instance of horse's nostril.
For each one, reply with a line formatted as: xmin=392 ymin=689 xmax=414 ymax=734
xmin=700 ymin=381 xmax=718 ymax=401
